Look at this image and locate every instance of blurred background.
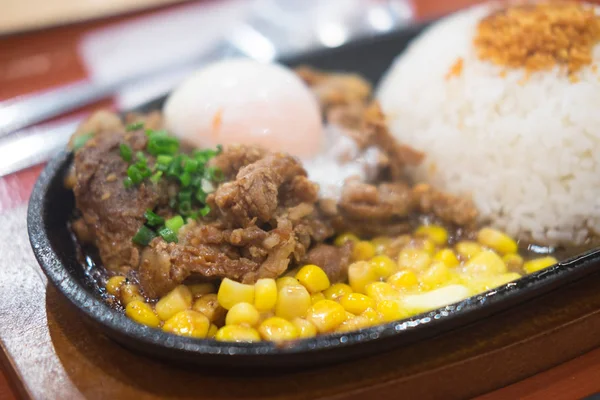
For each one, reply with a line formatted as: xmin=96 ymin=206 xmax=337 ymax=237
xmin=0 ymin=0 xmax=483 ymax=211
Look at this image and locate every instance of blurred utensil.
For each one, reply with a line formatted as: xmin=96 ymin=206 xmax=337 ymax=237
xmin=0 ymin=0 xmax=412 ymax=176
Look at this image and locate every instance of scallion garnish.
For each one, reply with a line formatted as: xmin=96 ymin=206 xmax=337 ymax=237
xmin=144 ymin=209 xmax=164 ymax=227
xmin=126 ymin=121 xmax=144 ymax=132
xmin=179 ymin=201 xmax=192 ymax=216
xmin=123 ymin=177 xmax=134 ymax=189
xmin=147 ymin=134 xmax=179 ymax=156
xmin=180 ymin=172 xmax=192 ymax=187
xmin=127 ymin=165 xmax=144 ymax=184
xmin=165 ymin=215 xmax=184 ymax=233
xmin=200 ymin=205 xmax=211 ymax=217
xmin=157 ymin=226 xmax=178 ymax=243
xmin=119 ymin=143 xmax=133 ymax=162
xmin=132 ymin=225 xmax=156 ymax=246
xmin=150 ymin=171 xmax=162 ymax=184
xmin=72 ymin=132 xmax=94 ymax=151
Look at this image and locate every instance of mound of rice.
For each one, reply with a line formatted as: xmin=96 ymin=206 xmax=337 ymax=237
xmin=377 ymin=2 xmax=600 ymax=246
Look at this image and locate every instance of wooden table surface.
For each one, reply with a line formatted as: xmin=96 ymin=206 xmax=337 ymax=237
xmin=1 ymin=0 xmax=600 ymax=399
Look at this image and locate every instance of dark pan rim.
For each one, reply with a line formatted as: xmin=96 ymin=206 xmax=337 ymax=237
xmin=27 ymin=149 xmax=600 ymax=359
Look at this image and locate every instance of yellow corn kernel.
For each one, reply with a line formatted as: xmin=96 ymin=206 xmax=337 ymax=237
xmin=465 ymin=250 xmax=507 ymax=276
xmin=370 ymin=255 xmax=397 ymax=279
xmin=155 ymin=285 xmax=193 ymax=321
xmin=162 ymin=310 xmax=210 ymax=338
xmin=365 ymin=282 xmax=399 ymax=302
xmin=217 ymin=278 xmax=254 ymax=310
xmin=353 ymin=241 xmax=376 ymax=261
xmin=336 ymin=315 xmax=372 ymax=333
xmin=334 ymin=232 xmax=360 ymax=246
xmin=420 ymin=262 xmax=451 ymax=290
xmin=477 ymin=228 xmax=518 ymax=255
xmin=187 ymin=283 xmax=216 ymax=299
xmin=306 ymin=300 xmax=346 ymax=333
xmin=106 ymin=276 xmax=126 ymax=296
xmin=456 ymin=241 xmax=483 ymax=260
xmin=275 ymin=285 xmax=311 ymax=320
xmin=125 ymin=300 xmax=160 ymax=328
xmin=433 ymin=249 xmax=460 ymax=268
xmin=463 ymin=272 xmax=522 ymax=295
xmin=361 ymin=307 xmax=382 ymax=325
xmin=208 ymin=324 xmax=218 ymax=338
xmin=415 ymin=225 xmax=449 ymax=246
xmin=523 ymin=256 xmax=558 ymax=274
xmin=258 ymin=317 xmax=299 ymax=342
xmin=258 ymin=311 xmax=275 ymax=324
xmin=296 ymin=264 xmax=331 ymax=293
xmin=192 ymin=294 xmax=226 ymax=323
xmin=339 ymin=293 xmax=376 ymax=315
xmin=215 ymin=325 xmax=261 ymax=342
xmin=372 ymin=236 xmax=392 ymax=255
xmin=397 ymin=249 xmax=432 ymax=271
xmin=120 ymin=283 xmax=144 ymax=305
xmin=254 ymin=278 xmax=277 ymax=311
xmin=387 ymin=270 xmax=419 ymax=290
xmin=348 ymin=261 xmax=378 ymax=293
xmin=276 ymin=276 xmax=300 ymax=290
xmin=225 ymin=302 xmax=260 ymax=327
xmin=503 ymin=253 xmax=524 ymax=270
xmin=323 ymin=283 xmax=353 ymax=301
xmin=292 ymin=318 xmax=317 ymax=338
xmin=311 ymin=292 xmax=326 ymax=304
xmin=376 ymin=299 xmax=407 ymax=323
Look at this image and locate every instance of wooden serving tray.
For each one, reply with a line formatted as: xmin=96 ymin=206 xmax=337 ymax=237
xmin=2 ymin=205 xmax=600 ymax=399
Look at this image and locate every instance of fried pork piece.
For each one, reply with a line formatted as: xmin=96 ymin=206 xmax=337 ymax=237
xmin=332 ymin=179 xmax=479 ymax=237
xmin=138 ymin=148 xmax=334 ymax=298
xmin=295 ymin=66 xmax=372 ymax=111
xmin=302 ymin=242 xmax=353 ymax=283
xmin=71 ymin=121 xmax=169 ymax=273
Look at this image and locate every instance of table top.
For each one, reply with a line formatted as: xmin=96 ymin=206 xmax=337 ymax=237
xmin=1 ymin=1 xmax=600 ymax=399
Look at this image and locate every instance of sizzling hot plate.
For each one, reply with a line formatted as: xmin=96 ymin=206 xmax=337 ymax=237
xmin=27 ymin=23 xmax=600 ymax=368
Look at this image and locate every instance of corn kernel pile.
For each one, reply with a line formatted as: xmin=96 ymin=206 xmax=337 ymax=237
xmin=106 ymin=225 xmax=558 ymax=342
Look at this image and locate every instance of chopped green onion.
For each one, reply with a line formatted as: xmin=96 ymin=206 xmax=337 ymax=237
xmin=126 ymin=121 xmax=144 ymax=132
xmin=72 ymin=132 xmax=94 ymax=151
xmin=144 ymin=209 xmax=164 ymax=227
xmin=119 ymin=143 xmax=133 ymax=162
xmin=189 ymin=210 xmax=200 ymax=220
xmin=180 ymin=172 xmax=191 ymax=187
xmin=167 ymin=155 xmax=182 ymax=177
xmin=150 ymin=171 xmax=163 ymax=184
xmin=195 ymin=187 xmax=207 ymax=203
xmin=165 ymin=215 xmax=184 ymax=233
xmin=132 ymin=225 xmax=156 ymax=246
xmin=190 ymin=175 xmax=203 ymax=188
xmin=205 ymin=166 xmax=224 ymax=182
xmin=157 ymin=226 xmax=178 ymax=243
xmin=157 ymin=155 xmax=173 ymax=165
xmin=201 ymin=178 xmax=215 ymax=194
xmin=123 ymin=177 xmax=134 ymax=189
xmin=147 ymin=134 xmax=179 ymax=156
xmin=136 ymin=151 xmax=147 ymax=162
xmin=169 ymin=197 xmax=177 ymax=209
xmin=179 ymin=201 xmax=192 ymax=215
xmin=200 ymin=204 xmax=211 ymax=217
xmin=127 ymin=165 xmax=144 ymax=184
xmin=216 ymin=144 xmax=223 ymax=155
xmin=183 ymin=158 xmax=199 ymax=173
xmin=178 ymin=190 xmax=192 ymax=202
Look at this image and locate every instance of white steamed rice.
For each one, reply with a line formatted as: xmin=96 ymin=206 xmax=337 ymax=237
xmin=377 ymin=3 xmax=600 ymax=246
